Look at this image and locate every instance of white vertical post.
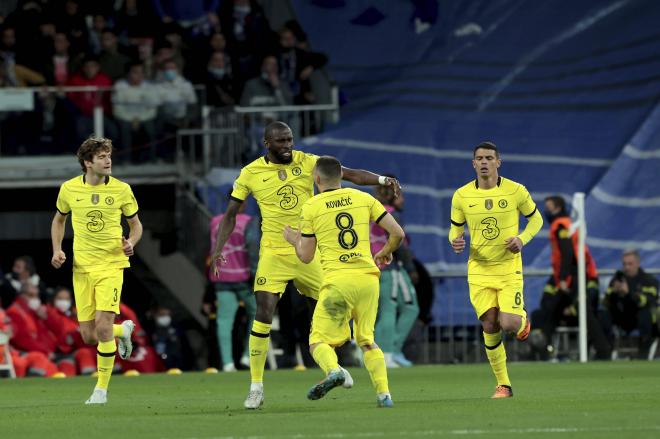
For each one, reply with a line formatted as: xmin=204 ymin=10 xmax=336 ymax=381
xmin=574 ymin=192 xmax=588 ymax=363
xmin=93 ymin=105 xmax=104 ymax=138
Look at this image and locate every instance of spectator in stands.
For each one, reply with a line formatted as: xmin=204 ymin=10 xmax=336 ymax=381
xmin=603 ymin=249 xmax=659 ymax=359
xmin=1 ymin=255 xmax=46 ymax=308
xmin=6 ymin=283 xmax=73 ymax=376
xmin=530 ymin=195 xmax=611 ymax=359
xmin=152 ymin=40 xmax=178 ymax=79
xmin=55 ymin=0 xmax=89 ymax=55
xmin=87 ymin=14 xmax=108 ymax=55
xmin=277 ymin=26 xmax=327 ymax=104
xmin=208 ymin=198 xmax=257 ymax=371
xmin=66 ymin=55 xmax=117 ymax=144
xmin=98 ymin=29 xmax=132 ymax=82
xmin=155 ymin=58 xmax=197 ymax=130
xmin=0 ymin=26 xmax=17 ymax=85
xmin=151 ymin=306 xmax=185 ymax=371
xmin=219 ymin=0 xmax=275 ymax=80
xmin=0 ymin=305 xmax=60 ymax=377
xmin=205 ymin=51 xmax=236 ymax=107
xmin=43 ymin=32 xmax=82 ymax=86
xmin=112 ymin=62 xmax=160 ymax=161
xmin=151 ymin=0 xmax=220 ymax=30
xmin=47 ymin=286 xmax=96 ymax=375
xmin=115 ymin=0 xmax=161 ymax=42
xmin=240 ymin=55 xmax=293 ymax=107
xmin=371 ymin=181 xmax=419 ymax=368
xmin=0 ymin=25 xmax=44 ymax=86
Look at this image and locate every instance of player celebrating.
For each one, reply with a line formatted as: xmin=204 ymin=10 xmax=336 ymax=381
xmin=51 ymin=137 xmax=141 ymax=404
xmin=212 ymin=121 xmax=400 ymax=409
xmin=448 ymin=141 xmax=542 ymax=398
xmin=284 ymin=156 xmax=404 ymax=407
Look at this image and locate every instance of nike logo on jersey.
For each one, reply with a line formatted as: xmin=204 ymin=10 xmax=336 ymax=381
xmin=76 ymin=198 xmax=83 ymax=201
xmin=469 ymin=204 xmax=477 ymax=207
xmin=262 ymin=177 xmax=272 ymax=182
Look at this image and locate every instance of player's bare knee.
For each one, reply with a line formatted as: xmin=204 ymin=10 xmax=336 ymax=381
xmin=81 ymin=331 xmax=97 ymax=345
xmin=500 ymin=316 xmax=521 ymax=334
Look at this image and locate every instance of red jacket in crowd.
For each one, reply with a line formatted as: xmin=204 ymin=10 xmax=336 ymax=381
xmin=6 ymin=298 xmax=62 ymax=356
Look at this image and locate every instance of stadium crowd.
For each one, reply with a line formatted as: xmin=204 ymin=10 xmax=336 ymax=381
xmin=0 ymin=0 xmax=328 ymax=160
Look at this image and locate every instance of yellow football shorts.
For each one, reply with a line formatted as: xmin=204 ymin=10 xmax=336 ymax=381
xmin=73 ymin=268 xmax=124 ymax=321
xmin=309 ymin=273 xmax=380 ymax=347
xmin=469 ymin=281 xmax=525 ymax=319
xmin=253 ymin=251 xmax=322 ymax=299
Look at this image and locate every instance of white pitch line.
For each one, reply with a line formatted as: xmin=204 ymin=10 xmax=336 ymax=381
xmin=169 ymin=425 xmax=660 ymax=439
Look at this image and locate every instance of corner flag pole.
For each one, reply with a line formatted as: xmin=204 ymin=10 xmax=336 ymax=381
xmin=574 ymin=192 xmax=588 ymax=363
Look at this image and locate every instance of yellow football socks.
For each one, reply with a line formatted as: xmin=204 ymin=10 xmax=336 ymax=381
xmin=364 ymin=348 xmax=389 ymax=394
xmin=249 ymin=321 xmax=271 ymax=383
xmin=311 ymin=343 xmax=339 ymax=375
xmin=96 ymin=339 xmax=116 ymax=390
xmin=483 ymin=331 xmax=511 ymax=386
xmin=112 ymin=324 xmax=124 ymax=338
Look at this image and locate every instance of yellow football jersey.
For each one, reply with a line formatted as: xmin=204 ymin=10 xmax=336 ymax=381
xmin=231 ymin=150 xmax=318 ymax=254
xmin=56 ymin=175 xmax=138 ymax=273
xmin=300 ymin=187 xmax=387 ymax=276
xmin=449 ymin=176 xmax=541 ymax=286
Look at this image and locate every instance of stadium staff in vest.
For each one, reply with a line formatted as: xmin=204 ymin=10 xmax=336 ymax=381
xmin=540 ymin=195 xmax=611 ymax=359
xmin=209 ymin=197 xmax=258 ymax=372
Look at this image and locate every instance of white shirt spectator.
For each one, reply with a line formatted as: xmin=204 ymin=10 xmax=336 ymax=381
xmin=156 ymin=72 xmax=197 ymax=120
xmin=112 ymin=79 xmax=161 ymax=122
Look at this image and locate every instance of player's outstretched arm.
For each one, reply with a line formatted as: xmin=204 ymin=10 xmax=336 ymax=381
xmin=373 ymin=213 xmax=405 ymax=267
xmin=341 ymin=167 xmax=402 ymax=197
xmin=123 ymin=214 xmax=143 ymax=256
xmin=51 ymin=211 xmax=68 ymax=269
xmin=212 ymin=199 xmax=243 ymax=274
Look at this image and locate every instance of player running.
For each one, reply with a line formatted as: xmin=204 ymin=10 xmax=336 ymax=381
xmin=212 ymin=121 xmax=400 ymax=409
xmin=51 ymin=137 xmax=141 ymax=404
xmin=284 ymin=156 xmax=404 ymax=407
xmin=448 ymin=141 xmax=543 ymax=398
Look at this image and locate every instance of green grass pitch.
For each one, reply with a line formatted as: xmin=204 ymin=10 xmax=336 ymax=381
xmin=3 ymin=362 xmax=659 ymax=439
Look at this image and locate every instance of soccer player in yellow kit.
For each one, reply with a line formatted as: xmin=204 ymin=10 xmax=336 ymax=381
xmin=51 ymin=137 xmax=142 ymax=404
xmin=284 ymin=156 xmax=404 ymax=407
xmin=211 ymin=122 xmax=400 ymax=409
xmin=449 ymin=142 xmax=543 ymax=399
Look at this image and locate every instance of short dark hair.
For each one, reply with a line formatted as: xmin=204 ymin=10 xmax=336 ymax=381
xmin=264 ymin=121 xmax=291 ymax=141
xmin=77 ymin=137 xmax=113 ymax=172
xmin=15 ymin=255 xmax=36 ymax=275
xmin=544 ymin=195 xmax=566 ymax=211
xmin=315 ymin=156 xmax=342 ymax=181
xmin=473 ymin=141 xmax=499 ymax=158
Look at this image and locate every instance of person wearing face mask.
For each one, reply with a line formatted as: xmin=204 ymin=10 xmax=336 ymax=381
xmin=155 ymin=58 xmax=197 ymax=130
xmin=240 ymin=55 xmax=293 ymax=107
xmin=529 ymin=195 xmax=610 ymax=360
xmin=1 ymin=255 xmax=46 ymax=308
xmin=47 ymin=287 xmax=97 ymax=375
xmin=6 ymin=283 xmax=71 ymax=376
xmin=151 ymin=307 xmax=185 ymax=371
xmin=0 ymin=305 xmax=60 ymax=377
xmin=205 ymin=51 xmax=236 ymax=107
